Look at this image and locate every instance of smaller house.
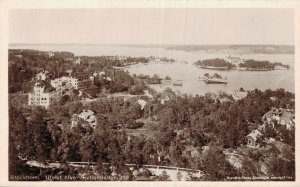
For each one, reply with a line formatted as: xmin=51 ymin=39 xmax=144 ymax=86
xmin=232 ymin=90 xmax=248 ymax=101
xmin=160 ymin=95 xmax=170 ymax=105
xmin=137 ymin=99 xmax=147 ymax=110
xmin=99 ymin=71 xmax=106 ymax=76
xmin=105 ymin=77 xmax=112 ymax=82
xmin=66 ymin=69 xmax=73 ymax=76
xmin=71 ymin=109 xmax=97 ymax=128
xmin=89 ymin=75 xmax=95 ymax=82
xmin=36 ymin=70 xmax=49 ymax=81
xmin=246 ymin=130 xmax=262 ymax=147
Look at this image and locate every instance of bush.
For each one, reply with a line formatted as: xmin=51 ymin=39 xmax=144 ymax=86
xmin=124 ymin=121 xmax=144 ymax=129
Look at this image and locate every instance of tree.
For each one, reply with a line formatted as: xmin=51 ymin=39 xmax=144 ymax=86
xmin=201 ymin=144 xmax=239 ymax=180
xmin=79 ymin=135 xmax=96 ymax=162
xmin=89 ymin=85 xmax=98 ymax=98
xmin=177 ymin=171 xmax=183 ymax=181
xmin=29 ymin=106 xmax=53 ymax=161
xmin=67 ymin=101 xmax=84 ymax=115
xmin=158 ymin=170 xmax=170 ymax=181
xmin=169 ymin=141 xmax=183 ymax=166
xmin=268 ymin=157 xmax=295 ymax=179
xmin=159 ymin=129 xmax=177 ymax=147
xmin=107 ymin=139 xmax=125 ymax=171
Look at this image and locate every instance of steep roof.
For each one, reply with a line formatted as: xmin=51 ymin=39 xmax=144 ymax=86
xmin=137 ymin=99 xmax=147 ymax=110
xmin=246 ymin=130 xmax=262 ymax=141
xmin=280 ymin=110 xmax=294 ymax=122
xmin=262 ymin=108 xmax=294 ymax=122
xmin=78 ymin=109 xmax=95 ymax=120
xmin=232 ymin=90 xmax=248 ymax=100
xmin=43 ymin=80 xmax=56 ymax=93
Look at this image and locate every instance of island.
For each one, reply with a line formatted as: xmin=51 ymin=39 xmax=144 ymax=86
xmin=194 ymin=58 xmax=236 ymax=70
xmin=238 ymin=59 xmax=290 ymax=71
xmin=195 ymin=58 xmax=290 ymax=71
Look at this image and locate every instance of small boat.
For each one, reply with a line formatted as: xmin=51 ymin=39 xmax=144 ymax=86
xmin=161 ymin=79 xmax=172 ymax=84
xmin=204 ymin=78 xmax=227 ymax=84
xmin=202 ymin=73 xmax=227 ymax=84
xmin=173 ymin=80 xmax=183 ymax=86
xmin=198 ymin=66 xmax=230 ymax=70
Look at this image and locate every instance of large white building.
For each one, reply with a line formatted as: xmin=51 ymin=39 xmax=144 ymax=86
xmin=51 ymin=76 xmax=78 ymax=90
xmin=28 ymin=83 xmax=52 ymax=108
xmin=28 ymin=76 xmax=78 ymax=109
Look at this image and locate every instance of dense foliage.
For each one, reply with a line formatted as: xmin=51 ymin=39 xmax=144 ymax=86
xmin=195 ymin=58 xmax=236 ymax=68
xmin=239 ymin=60 xmax=290 ymax=70
xmin=9 ymin=49 xmax=151 ymax=94
xmin=9 ymin=88 xmax=295 ymax=180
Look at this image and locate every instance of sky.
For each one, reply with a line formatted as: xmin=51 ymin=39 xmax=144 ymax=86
xmin=9 ymin=8 xmax=294 ymax=45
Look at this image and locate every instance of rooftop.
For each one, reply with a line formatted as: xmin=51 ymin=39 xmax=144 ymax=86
xmin=137 ymin=99 xmax=147 ymax=110
xmin=78 ymin=109 xmax=95 ymax=120
xmin=246 ymin=130 xmax=262 ymax=141
xmin=263 ymin=108 xmax=294 ymax=123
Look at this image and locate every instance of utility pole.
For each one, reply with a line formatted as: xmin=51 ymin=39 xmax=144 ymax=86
xmin=148 ymin=105 xmax=151 ymax=119
xmin=113 ymin=68 xmax=115 ymax=82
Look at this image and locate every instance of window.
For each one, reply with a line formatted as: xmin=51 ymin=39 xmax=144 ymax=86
xmin=248 ymin=139 xmax=252 ymax=144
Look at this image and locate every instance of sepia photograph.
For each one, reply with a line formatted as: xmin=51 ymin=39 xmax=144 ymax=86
xmin=1 ymin=0 xmax=299 ymax=186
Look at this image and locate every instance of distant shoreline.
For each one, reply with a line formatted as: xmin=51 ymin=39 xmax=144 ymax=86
xmin=8 ymin=43 xmax=295 ymax=55
xmin=197 ymin=66 xmax=289 ymax=71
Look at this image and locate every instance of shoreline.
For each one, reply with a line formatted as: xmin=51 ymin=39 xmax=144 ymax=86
xmin=196 ymin=65 xmax=289 ymax=71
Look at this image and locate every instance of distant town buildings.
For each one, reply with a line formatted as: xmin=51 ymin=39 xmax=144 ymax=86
xmin=74 ymin=57 xmax=81 ymax=65
xmin=46 ymin=51 xmax=54 ymax=57
xmin=89 ymin=71 xmax=106 ymax=82
xmin=225 ymin=55 xmax=245 ymax=65
xmin=89 ymin=71 xmax=112 ymax=83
